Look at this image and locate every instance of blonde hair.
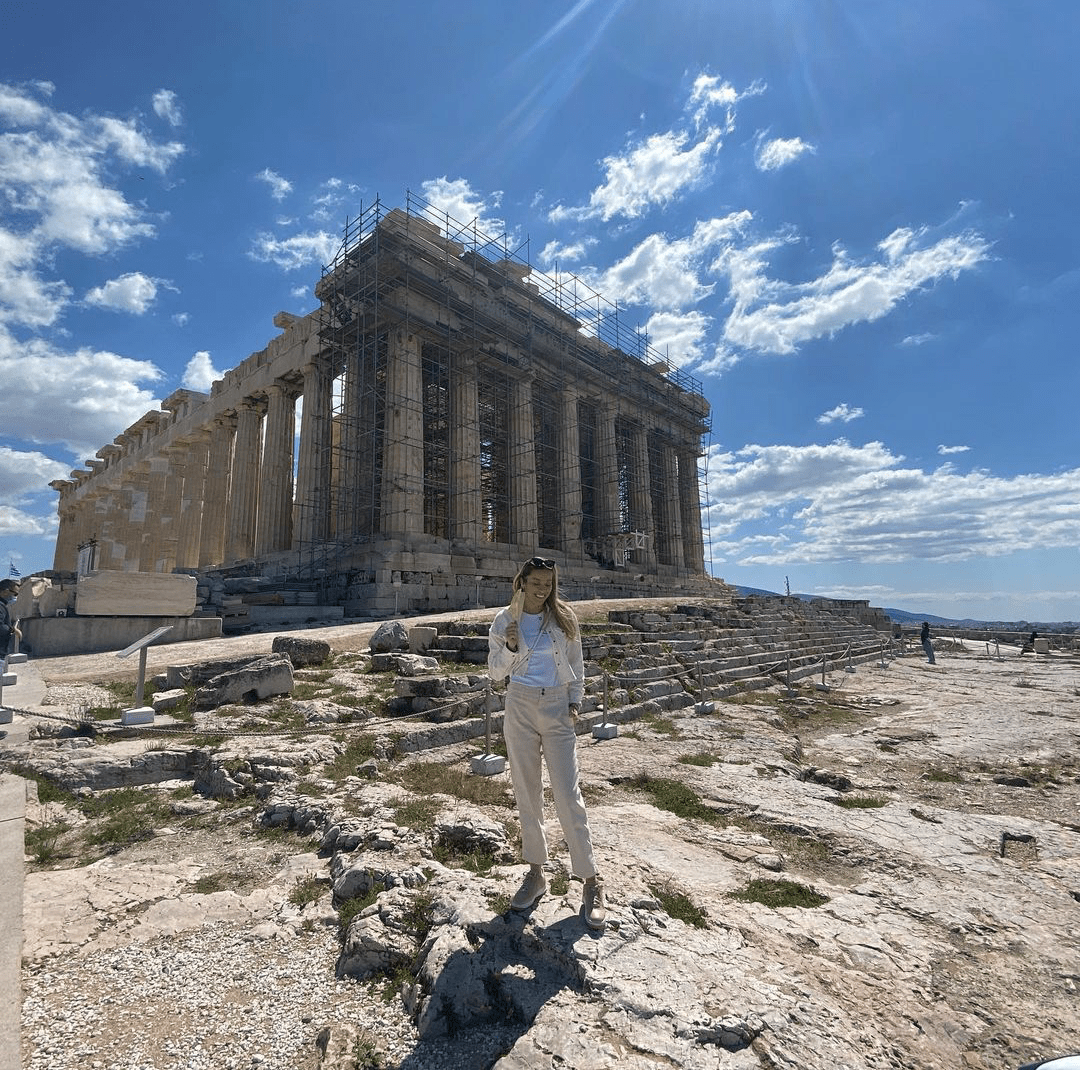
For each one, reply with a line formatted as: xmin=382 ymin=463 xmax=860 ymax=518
xmin=512 ymin=559 xmax=578 ymax=639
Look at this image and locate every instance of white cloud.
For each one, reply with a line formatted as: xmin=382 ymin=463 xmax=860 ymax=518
xmin=937 ymin=444 xmax=971 ymax=455
xmin=181 ymin=351 xmax=222 ymax=392
xmin=551 ymin=127 xmax=725 ymax=224
xmin=0 ymin=81 xmax=184 ymax=331
xmin=84 ymin=271 xmax=165 ymax=314
xmin=256 ymin=168 xmax=292 ymax=201
xmin=420 ymin=177 xmax=506 ymax=237
xmin=721 ymin=229 xmax=991 ymax=355
xmin=643 ymin=310 xmax=710 ymax=368
xmin=539 ymin=238 xmax=590 ymax=267
xmin=817 ymin=403 xmax=864 ymax=425
xmin=310 ymin=177 xmax=359 ymax=223
xmin=249 ymin=230 xmax=338 ymax=271
xmin=0 ymin=327 xmax=162 ymax=458
xmin=152 ymin=89 xmax=182 ymax=127
xmin=755 ymin=135 xmax=815 ymax=171
xmin=546 ymin=74 xmax=763 ymax=225
xmin=172 ymin=311 xmax=190 ymax=326
xmin=596 ymin=212 xmax=753 ymax=310
xmin=0 ymin=503 xmax=57 ymax=537
xmin=900 ymin=332 xmax=936 ymax=347
xmin=687 ymin=73 xmax=763 ymax=129
xmin=0 ymin=445 xmax=70 ymax=499
xmin=694 ymin=344 xmax=741 ymax=376
xmin=701 ymin=439 xmax=1080 ymax=566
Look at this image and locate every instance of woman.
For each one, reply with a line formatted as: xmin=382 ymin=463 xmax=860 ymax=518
xmin=488 ymin=556 xmax=606 ymax=930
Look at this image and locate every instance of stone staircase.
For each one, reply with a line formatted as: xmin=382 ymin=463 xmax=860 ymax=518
xmin=424 ymin=596 xmax=891 ymax=717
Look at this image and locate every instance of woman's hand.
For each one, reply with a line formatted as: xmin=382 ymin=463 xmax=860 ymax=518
xmin=568 ymin=703 xmax=580 ymax=720
xmin=505 ymin=621 xmax=520 ymax=652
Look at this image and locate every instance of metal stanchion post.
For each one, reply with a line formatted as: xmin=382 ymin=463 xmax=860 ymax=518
xmin=471 ymin=704 xmax=506 ymax=775
xmin=593 ymin=671 xmax=618 ymax=739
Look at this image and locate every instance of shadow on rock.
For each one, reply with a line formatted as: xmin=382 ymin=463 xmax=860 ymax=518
xmin=404 ymin=902 xmax=591 ymax=1054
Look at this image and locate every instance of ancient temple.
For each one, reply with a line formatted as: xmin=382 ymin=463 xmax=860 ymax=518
xmin=50 ymin=196 xmax=717 ymax=615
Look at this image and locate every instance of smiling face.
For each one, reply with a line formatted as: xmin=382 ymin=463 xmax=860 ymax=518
xmin=521 ymin=567 xmax=554 ymax=613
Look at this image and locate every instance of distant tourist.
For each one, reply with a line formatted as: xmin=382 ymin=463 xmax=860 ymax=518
xmin=487 ymin=555 xmax=606 ymax=930
xmin=1021 ymin=629 xmax=1038 ymax=654
xmin=920 ymin=621 xmax=936 ymax=664
xmin=0 ymin=578 xmax=20 ymax=656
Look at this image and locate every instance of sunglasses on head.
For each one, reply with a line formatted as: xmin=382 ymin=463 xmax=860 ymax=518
xmin=526 ymin=557 xmax=555 ymax=570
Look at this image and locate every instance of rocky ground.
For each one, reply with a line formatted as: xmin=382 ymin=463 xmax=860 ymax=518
xmin=5 ymin=605 xmax=1080 ymax=1070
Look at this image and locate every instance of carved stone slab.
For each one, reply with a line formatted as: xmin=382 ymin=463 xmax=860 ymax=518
xmin=75 ymin=571 xmax=197 ymax=617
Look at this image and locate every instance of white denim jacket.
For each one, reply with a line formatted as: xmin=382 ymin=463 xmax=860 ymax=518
xmin=488 ymin=606 xmax=585 ymax=705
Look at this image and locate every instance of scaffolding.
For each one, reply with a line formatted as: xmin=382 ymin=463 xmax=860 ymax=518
xmin=297 ymin=191 xmax=711 ymax=585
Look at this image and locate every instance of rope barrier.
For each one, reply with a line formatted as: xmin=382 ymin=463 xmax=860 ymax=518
xmin=11 ymin=632 xmax=890 ymax=747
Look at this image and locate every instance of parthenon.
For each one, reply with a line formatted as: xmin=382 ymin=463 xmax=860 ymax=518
xmin=50 ymin=195 xmax=717 ymax=616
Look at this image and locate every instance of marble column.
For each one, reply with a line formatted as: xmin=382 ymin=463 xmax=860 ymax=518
xmin=382 ymin=327 xmax=424 ymax=536
xmin=200 ymin=416 xmax=235 ymax=568
xmin=558 ymin=386 xmax=583 ymax=552
xmin=628 ymin=422 xmax=657 ymax=570
xmin=450 ymin=352 xmax=481 ymax=542
xmin=595 ymin=402 xmax=620 ymax=542
xmin=658 ymin=442 xmax=684 ymax=569
xmin=256 ymin=382 xmax=296 ymax=556
xmin=678 ymin=446 xmax=705 ymax=573
xmin=225 ymin=400 xmax=263 ymax=562
xmin=138 ymin=457 xmax=170 ymax=572
xmin=124 ymin=464 xmax=150 ymax=571
xmin=160 ymin=450 xmax=190 ymax=572
xmin=509 ymin=374 xmax=538 ymax=545
xmin=175 ymin=433 xmax=210 ymax=570
xmin=49 ymin=482 xmax=79 ymax=572
xmin=295 ymin=358 xmax=332 ymax=546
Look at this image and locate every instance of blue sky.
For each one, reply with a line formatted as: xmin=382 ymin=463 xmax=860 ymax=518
xmin=1 ymin=0 xmax=1077 ymax=622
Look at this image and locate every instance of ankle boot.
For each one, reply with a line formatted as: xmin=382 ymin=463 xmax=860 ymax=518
xmin=511 ymin=866 xmax=547 ymax=912
xmin=582 ymin=875 xmax=607 ymax=930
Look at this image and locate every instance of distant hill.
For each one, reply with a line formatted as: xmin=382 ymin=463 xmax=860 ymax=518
xmin=732 ymin=586 xmax=1076 ymax=632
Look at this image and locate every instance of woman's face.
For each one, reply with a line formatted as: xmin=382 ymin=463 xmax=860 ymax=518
xmin=521 ymin=568 xmax=553 ymax=610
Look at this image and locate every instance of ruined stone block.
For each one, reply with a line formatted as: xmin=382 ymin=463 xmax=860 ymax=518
xmin=195 ymin=654 xmax=293 ymax=708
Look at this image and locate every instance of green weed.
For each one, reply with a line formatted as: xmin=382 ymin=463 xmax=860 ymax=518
xmin=394 ymin=761 xmax=513 ymax=809
xmin=728 ymin=877 xmax=829 ymax=909
xmin=678 ymin=751 xmax=718 ymax=767
xmin=338 ymin=888 xmax=380 ymax=936
xmin=924 ymin=767 xmax=963 ymax=783
xmin=323 ymin=733 xmax=379 ymax=784
xmin=829 ymin=795 xmax=889 ymax=809
xmin=350 ymin=1032 xmax=386 ymax=1070
xmin=626 ymin=774 xmax=719 ymax=824
xmin=289 ymin=875 xmax=328 ymax=908
xmin=25 ymin=821 xmax=70 ymax=864
xmin=648 ymin=880 xmax=709 ymax=928
xmin=393 ymin=796 xmax=438 ymax=831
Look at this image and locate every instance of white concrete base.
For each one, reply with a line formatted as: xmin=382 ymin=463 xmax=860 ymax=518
xmin=592 ymin=723 xmax=619 ymax=740
xmin=121 ymin=706 xmax=155 ymax=726
xmin=694 ymin=701 xmax=716 ymax=715
xmin=470 ymin=753 xmax=506 ymax=776
xmin=4 ymin=653 xmax=27 ymax=665
xmin=1 ymin=673 xmax=15 ymax=688
xmin=0 ymin=707 xmax=12 ymax=725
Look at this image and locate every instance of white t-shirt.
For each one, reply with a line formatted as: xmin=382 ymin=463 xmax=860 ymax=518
xmin=511 ymin=612 xmax=558 ymax=687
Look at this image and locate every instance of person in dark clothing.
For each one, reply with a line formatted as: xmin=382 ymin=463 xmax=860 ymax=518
xmin=920 ymin=621 xmax=936 ymax=664
xmin=0 ymin=579 xmax=20 ymax=657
